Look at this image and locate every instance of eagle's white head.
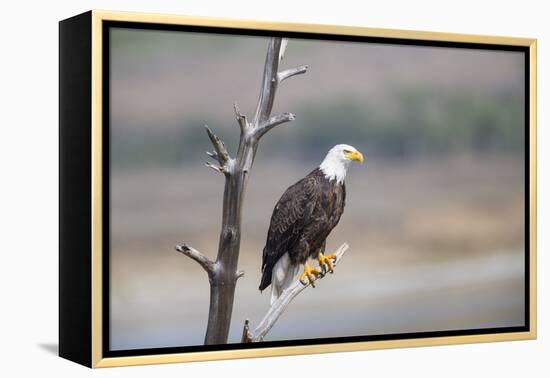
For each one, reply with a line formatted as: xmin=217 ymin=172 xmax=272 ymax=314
xmin=319 ymin=144 xmax=364 ymax=184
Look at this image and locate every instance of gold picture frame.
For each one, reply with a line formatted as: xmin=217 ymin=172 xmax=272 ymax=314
xmin=59 ymin=9 xmax=537 ymax=368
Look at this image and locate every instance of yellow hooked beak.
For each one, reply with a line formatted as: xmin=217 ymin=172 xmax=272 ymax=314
xmin=345 ymin=150 xmax=364 ymax=164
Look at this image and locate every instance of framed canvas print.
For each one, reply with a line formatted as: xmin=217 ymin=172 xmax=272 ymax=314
xmin=59 ymin=10 xmax=537 ymax=368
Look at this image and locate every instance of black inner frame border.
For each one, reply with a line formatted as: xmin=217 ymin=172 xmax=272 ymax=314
xmin=102 ymin=20 xmax=531 ymax=358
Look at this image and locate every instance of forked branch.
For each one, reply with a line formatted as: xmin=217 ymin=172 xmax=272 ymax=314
xmin=255 ymin=112 xmax=296 ymax=139
xmin=175 ymin=243 xmax=216 ymax=277
xmin=278 ymin=65 xmax=309 ymax=82
xmin=253 ymin=39 xmax=309 ymax=127
xmin=205 ymin=125 xmax=230 ymax=166
xmin=242 ymin=243 xmax=350 ymax=343
xmin=233 ymin=102 xmax=248 ymax=133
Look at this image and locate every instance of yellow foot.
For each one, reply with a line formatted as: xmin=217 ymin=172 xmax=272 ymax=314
xmin=300 ymin=263 xmax=322 ymax=287
xmin=318 ymin=252 xmax=337 ymax=274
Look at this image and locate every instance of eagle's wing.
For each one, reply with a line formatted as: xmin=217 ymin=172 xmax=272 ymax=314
xmin=259 ymin=172 xmax=319 ymax=291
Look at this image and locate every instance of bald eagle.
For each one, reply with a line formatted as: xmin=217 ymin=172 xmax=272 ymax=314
xmin=259 ymin=144 xmax=364 ymax=304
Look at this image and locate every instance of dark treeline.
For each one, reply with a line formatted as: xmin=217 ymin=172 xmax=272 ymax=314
xmin=111 ymin=88 xmax=524 ymax=170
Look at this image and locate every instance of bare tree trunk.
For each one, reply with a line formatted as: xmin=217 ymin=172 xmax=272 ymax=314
xmin=176 ymin=37 xmax=308 ymax=345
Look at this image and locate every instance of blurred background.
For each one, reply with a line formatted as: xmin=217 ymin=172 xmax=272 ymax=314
xmin=108 ymin=27 xmax=525 ymax=350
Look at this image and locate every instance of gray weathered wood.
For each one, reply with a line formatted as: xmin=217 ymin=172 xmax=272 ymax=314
xmin=242 ymin=243 xmax=349 ymax=343
xmin=177 ymin=37 xmax=308 ymax=345
xmin=205 ymin=125 xmax=230 ymax=166
xmin=175 ymin=243 xmax=215 ymax=277
xmin=278 ymin=65 xmax=308 ymax=82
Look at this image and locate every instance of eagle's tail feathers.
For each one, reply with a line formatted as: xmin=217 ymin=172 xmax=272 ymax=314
xmin=270 ymin=253 xmax=299 ymax=305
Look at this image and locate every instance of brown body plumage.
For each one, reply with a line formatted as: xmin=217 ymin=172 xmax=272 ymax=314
xmin=259 ymin=168 xmax=346 ymax=291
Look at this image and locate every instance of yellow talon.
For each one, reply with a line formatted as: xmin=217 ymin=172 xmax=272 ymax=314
xmin=318 ymin=252 xmax=337 ymax=274
xmin=300 ymin=263 xmax=322 ymax=287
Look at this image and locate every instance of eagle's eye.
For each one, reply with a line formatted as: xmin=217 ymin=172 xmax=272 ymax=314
xmin=343 ymin=149 xmax=351 ymax=154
